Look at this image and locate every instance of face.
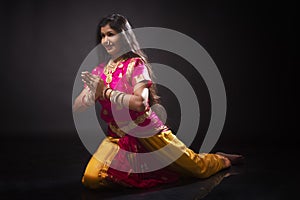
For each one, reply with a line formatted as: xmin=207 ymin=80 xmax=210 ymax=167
xmin=100 ymin=24 xmax=122 ymax=57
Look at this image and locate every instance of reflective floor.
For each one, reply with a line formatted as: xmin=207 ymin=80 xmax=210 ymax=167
xmin=0 ymin=133 xmax=295 ymax=200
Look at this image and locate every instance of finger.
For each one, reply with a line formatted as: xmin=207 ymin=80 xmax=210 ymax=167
xmin=81 ymin=79 xmax=91 ymax=89
xmin=85 ymin=72 xmax=100 ymax=82
xmin=81 ymin=76 xmax=93 ymax=87
xmin=81 ymin=78 xmax=89 ymax=85
xmin=82 ymin=73 xmax=100 ymax=86
xmin=82 ymin=78 xmax=95 ymax=92
xmin=81 ymin=72 xmax=103 ymax=92
xmin=81 ymin=71 xmax=93 ymax=80
xmin=81 ymin=71 xmax=94 ymax=79
xmin=81 ymin=71 xmax=101 ymax=82
xmin=81 ymin=74 xmax=96 ymax=87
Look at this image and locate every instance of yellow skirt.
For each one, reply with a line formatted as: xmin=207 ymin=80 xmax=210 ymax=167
xmin=82 ymin=129 xmax=227 ymax=188
xmin=81 ymin=136 xmax=120 ymax=189
xmin=138 ymin=129 xmax=226 ymax=178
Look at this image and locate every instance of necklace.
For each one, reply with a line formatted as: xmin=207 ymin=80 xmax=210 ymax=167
xmin=103 ymin=59 xmax=123 ymax=86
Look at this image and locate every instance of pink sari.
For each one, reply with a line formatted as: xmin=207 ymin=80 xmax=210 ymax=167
xmin=87 ymin=57 xmax=180 ymax=188
xmin=82 ymin=57 xmax=227 ymax=189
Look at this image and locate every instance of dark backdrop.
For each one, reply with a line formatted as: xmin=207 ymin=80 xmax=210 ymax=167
xmin=0 ymin=0 xmax=295 ymax=155
xmin=0 ymin=0 xmax=296 ymax=199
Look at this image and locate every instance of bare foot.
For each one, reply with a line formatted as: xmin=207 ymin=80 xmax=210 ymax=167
xmin=215 ymin=152 xmax=245 ymax=165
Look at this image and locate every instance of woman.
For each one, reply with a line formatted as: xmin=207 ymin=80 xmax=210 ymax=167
xmin=73 ymin=13 xmax=243 ymax=189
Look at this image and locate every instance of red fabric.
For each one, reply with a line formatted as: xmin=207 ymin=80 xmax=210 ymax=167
xmin=107 ymin=134 xmax=179 ymax=188
xmin=90 ymin=58 xmax=179 ymax=188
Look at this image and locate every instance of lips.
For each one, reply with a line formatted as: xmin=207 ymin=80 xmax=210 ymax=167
xmin=105 ymin=45 xmax=113 ymax=51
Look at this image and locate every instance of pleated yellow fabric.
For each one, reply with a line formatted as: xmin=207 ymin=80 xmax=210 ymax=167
xmin=139 ymin=130 xmax=226 ymax=178
xmin=82 ymin=130 xmax=227 ymax=189
xmin=81 ymin=137 xmax=120 ymax=189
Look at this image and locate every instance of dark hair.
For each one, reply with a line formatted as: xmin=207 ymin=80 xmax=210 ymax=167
xmin=96 ymin=13 xmax=160 ymax=105
xmin=96 ymin=14 xmax=129 ymax=45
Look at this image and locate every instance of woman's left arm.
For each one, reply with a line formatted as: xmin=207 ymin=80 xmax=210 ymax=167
xmin=126 ymin=82 xmax=150 ymax=112
xmin=108 ymin=58 xmax=152 ymax=112
xmin=103 ymin=81 xmax=149 ymax=112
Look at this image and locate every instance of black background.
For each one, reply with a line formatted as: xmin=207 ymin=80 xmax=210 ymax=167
xmin=0 ymin=0 xmax=296 ymax=199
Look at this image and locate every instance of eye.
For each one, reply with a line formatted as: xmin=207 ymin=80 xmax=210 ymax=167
xmin=107 ymin=32 xmax=115 ymax=37
xmin=100 ymin=33 xmax=105 ymax=38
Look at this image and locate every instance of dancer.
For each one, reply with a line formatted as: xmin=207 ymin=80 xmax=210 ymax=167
xmin=73 ymin=13 xmax=244 ymax=189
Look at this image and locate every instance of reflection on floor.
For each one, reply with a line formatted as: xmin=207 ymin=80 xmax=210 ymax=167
xmin=0 ymin=133 xmax=294 ymax=199
xmin=81 ymin=167 xmax=242 ymax=200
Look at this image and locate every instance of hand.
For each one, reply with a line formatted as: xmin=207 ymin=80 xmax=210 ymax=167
xmin=81 ymin=71 xmax=106 ymax=100
xmin=83 ymin=90 xmax=96 ymax=106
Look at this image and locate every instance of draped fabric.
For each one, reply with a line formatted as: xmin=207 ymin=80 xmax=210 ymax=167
xmin=81 ymin=57 xmax=226 ymax=189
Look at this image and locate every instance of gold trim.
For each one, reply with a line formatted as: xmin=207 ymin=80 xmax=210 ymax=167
xmin=126 ymin=58 xmax=139 ymax=85
xmin=109 ymin=110 xmax=151 ymax=137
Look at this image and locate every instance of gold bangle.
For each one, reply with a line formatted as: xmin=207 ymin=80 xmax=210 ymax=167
xmin=114 ymin=92 xmax=123 ymax=104
xmin=103 ymin=88 xmax=111 ymax=100
xmin=108 ymin=89 xmax=113 ymax=101
xmin=120 ymin=94 xmax=125 ymax=106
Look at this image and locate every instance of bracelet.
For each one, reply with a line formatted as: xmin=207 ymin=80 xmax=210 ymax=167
xmin=109 ymin=90 xmax=122 ymax=104
xmin=107 ymin=89 xmax=113 ymax=100
xmin=120 ymin=94 xmax=125 ymax=105
xmin=103 ymin=88 xmax=111 ymax=100
xmin=111 ymin=91 xmax=119 ymax=104
xmin=122 ymin=93 xmax=130 ymax=107
xmin=109 ymin=90 xmax=115 ymax=102
xmin=115 ymin=93 xmax=125 ymax=106
xmin=114 ymin=92 xmax=123 ymax=104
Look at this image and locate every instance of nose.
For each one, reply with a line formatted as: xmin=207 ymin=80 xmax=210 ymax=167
xmin=101 ymin=36 xmax=107 ymax=44
xmin=102 ymin=36 xmax=108 ymax=44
